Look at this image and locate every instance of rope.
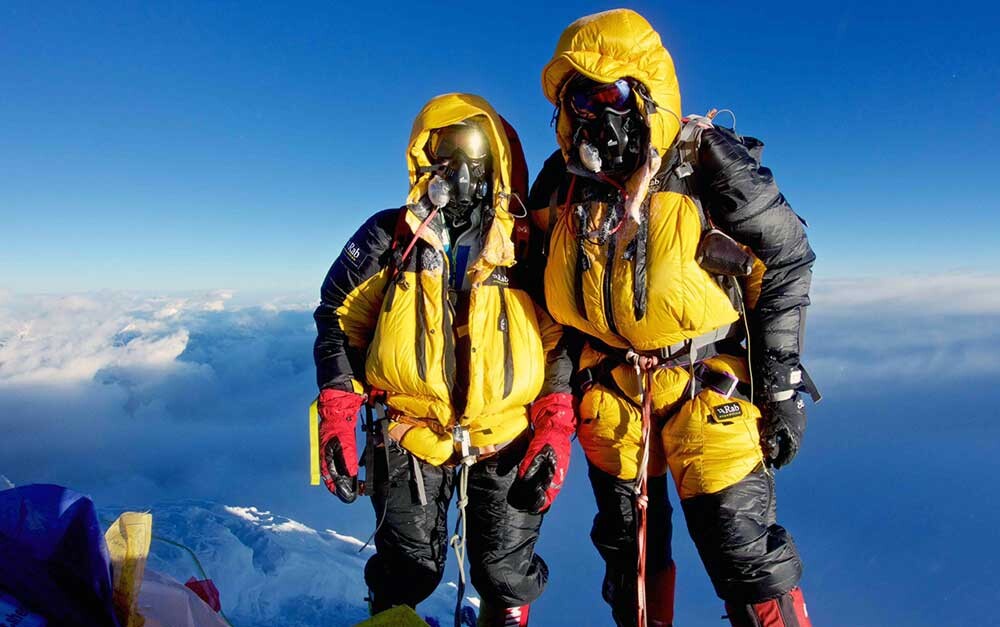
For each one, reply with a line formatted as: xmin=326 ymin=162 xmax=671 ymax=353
xmin=449 ymin=460 xmax=473 ymax=627
xmin=732 ymin=280 xmax=769 ymax=476
xmin=359 ymin=411 xmax=389 ymax=553
xmin=712 ymin=108 xmax=737 ymax=133
xmin=358 ymin=490 xmax=388 ymax=554
xmin=501 ymin=191 xmax=529 ymax=218
xmin=628 ymin=356 xmax=655 ymax=627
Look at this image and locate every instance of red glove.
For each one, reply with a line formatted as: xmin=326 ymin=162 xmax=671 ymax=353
xmin=317 ymin=388 xmax=365 ymax=503
xmin=511 ymin=393 xmax=575 ymax=513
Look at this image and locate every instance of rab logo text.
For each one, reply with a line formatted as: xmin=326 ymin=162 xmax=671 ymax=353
xmin=711 ymin=402 xmax=743 ymax=424
xmin=342 ymin=241 xmax=363 ymax=268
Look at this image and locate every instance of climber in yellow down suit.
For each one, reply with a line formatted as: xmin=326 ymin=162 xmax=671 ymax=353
xmin=527 ymin=9 xmax=820 ymax=627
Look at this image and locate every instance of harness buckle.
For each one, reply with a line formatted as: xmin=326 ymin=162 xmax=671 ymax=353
xmin=693 ymin=363 xmax=740 ymax=399
xmin=453 ymin=425 xmax=474 ymax=466
xmin=674 ymin=162 xmax=694 ymax=179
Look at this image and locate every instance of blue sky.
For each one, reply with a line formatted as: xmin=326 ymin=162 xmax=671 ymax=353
xmin=2 ymin=0 xmax=997 ymax=292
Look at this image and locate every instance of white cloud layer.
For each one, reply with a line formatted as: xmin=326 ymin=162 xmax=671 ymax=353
xmin=811 ymin=273 xmax=1000 ymax=316
xmin=1 ymin=275 xmax=998 ymax=525
xmin=0 ymin=290 xmax=343 ymax=531
xmin=806 ymin=273 xmax=1000 ymax=388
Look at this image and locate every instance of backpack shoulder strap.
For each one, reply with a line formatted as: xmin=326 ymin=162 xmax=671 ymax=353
xmin=674 ymin=112 xmax=716 ymax=179
xmin=382 ymin=205 xmax=420 ymax=293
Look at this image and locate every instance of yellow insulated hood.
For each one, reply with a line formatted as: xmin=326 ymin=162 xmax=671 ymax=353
xmin=542 ymin=9 xmax=682 ymax=158
xmin=404 ymin=93 xmax=518 ymax=275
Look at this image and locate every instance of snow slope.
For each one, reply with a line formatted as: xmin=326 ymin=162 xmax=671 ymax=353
xmin=103 ymin=501 xmax=477 ymax=627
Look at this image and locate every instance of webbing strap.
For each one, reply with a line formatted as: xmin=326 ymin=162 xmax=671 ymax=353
xmin=657 ymin=324 xmax=734 ymax=363
xmin=384 ymin=418 xmax=514 ymax=467
xmin=411 ymin=453 xmax=428 ymax=507
xmin=765 ymin=366 xmax=823 ymax=403
xmin=360 ymin=405 xmax=378 ymax=497
xmin=693 ymin=363 xmax=742 ymax=399
xmin=674 ymin=115 xmax=713 ymax=179
xmin=689 ymin=342 xmax=697 ymax=400
xmin=801 ymin=366 xmax=823 ymax=403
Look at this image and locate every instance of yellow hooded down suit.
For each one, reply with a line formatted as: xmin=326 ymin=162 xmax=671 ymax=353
xmin=529 ymin=8 xmax=816 ymax=619
xmin=541 ymin=11 xmax=761 ymax=498
xmin=314 ymin=93 xmax=565 ymax=467
xmin=314 ymin=95 xmax=570 ymax=615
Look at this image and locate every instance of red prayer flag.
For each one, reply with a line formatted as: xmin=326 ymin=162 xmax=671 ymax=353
xmin=184 ymin=577 xmax=221 ymax=612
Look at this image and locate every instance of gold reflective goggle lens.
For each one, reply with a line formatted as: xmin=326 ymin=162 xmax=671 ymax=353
xmin=428 ymin=124 xmax=489 ymax=161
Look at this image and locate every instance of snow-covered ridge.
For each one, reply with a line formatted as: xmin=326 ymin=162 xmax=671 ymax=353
xmin=103 ymin=500 xmax=475 ymax=627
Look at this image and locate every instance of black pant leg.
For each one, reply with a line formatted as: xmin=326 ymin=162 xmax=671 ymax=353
xmin=588 ymin=462 xmax=673 ymax=627
xmin=681 ymin=467 xmax=803 ymax=605
xmin=465 ymin=432 xmax=549 ymax=608
xmin=364 ymin=437 xmax=455 ymax=611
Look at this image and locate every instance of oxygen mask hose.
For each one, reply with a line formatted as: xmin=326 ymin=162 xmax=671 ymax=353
xmin=429 ymin=174 xmax=452 ymax=208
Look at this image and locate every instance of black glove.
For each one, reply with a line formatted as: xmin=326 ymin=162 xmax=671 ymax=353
xmin=761 ymin=394 xmax=807 ymax=469
xmin=509 ymin=445 xmax=559 ymax=512
xmin=508 ymin=393 xmax=575 ymax=513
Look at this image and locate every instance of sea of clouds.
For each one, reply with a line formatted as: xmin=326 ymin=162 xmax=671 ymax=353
xmin=0 ymin=289 xmax=343 ymax=533
xmin=2 ymin=275 xmax=999 ymax=625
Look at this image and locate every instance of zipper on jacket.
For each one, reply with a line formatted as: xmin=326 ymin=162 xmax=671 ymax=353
xmin=497 ymin=286 xmax=514 ymax=399
xmin=415 ymin=272 xmax=427 ymax=381
xmin=441 ymin=257 xmax=456 ymax=401
xmin=603 ymin=235 xmax=620 ymax=336
xmin=383 ymin=280 xmax=397 ymax=312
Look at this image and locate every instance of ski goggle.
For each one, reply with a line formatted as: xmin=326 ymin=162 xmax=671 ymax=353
xmin=427 ymin=124 xmax=490 ymax=162
xmin=567 ymin=78 xmax=633 ymax=121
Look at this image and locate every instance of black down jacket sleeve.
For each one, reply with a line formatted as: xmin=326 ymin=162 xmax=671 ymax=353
xmin=697 ymin=127 xmax=815 ymax=399
xmin=527 ymin=150 xmax=568 ymax=213
xmin=313 ymin=209 xmax=397 ymax=391
xmin=528 ymin=248 xmax=575 ymax=399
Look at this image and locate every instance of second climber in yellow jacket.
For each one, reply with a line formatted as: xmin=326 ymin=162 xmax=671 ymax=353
xmin=528 ymin=9 xmax=819 ymax=627
xmin=313 ymin=94 xmax=575 ymax=626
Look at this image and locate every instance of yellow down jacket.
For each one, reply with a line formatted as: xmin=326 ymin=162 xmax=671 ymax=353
xmin=535 ymin=10 xmax=766 ymax=497
xmin=314 ymin=94 xmax=564 ymax=466
xmin=541 ymin=9 xmax=738 ymax=351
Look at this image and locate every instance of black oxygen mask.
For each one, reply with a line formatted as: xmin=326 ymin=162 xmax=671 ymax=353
xmin=425 ymin=122 xmax=492 ymax=227
xmin=563 ymin=76 xmax=648 ymax=181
